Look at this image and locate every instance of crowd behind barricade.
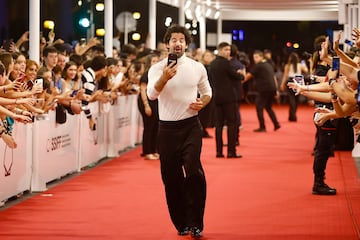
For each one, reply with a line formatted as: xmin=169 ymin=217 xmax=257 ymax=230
xmin=2 ymin=27 xmax=360 ymax=192
xmin=0 ymin=31 xmax=169 ymax=151
xmin=285 ymin=28 xmax=360 ymax=195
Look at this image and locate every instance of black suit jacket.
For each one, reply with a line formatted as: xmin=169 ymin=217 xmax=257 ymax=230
xmin=209 ymin=55 xmax=244 ymax=104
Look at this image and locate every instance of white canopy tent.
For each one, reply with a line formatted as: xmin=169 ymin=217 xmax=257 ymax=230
xmin=27 ymin=0 xmax=358 ymax=58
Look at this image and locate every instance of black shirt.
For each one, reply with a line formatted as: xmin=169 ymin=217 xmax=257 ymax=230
xmin=250 ymin=61 xmax=276 ymax=92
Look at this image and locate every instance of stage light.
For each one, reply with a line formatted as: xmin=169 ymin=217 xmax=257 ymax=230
xmin=79 ymin=18 xmax=90 ymax=28
xmin=165 ymin=17 xmax=172 ymax=27
xmin=95 ymin=3 xmax=104 ymax=11
xmin=133 ymin=12 xmax=141 ymax=20
xmin=96 ymin=28 xmax=105 ymax=36
xmin=132 ymin=32 xmax=141 ymax=41
xmin=43 ymin=20 xmax=55 ymax=30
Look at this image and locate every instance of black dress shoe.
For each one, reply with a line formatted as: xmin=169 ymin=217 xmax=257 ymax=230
xmin=178 ymin=227 xmax=190 ymax=236
xmin=253 ymin=128 xmax=266 ymax=132
xmin=190 ymin=227 xmax=203 ymax=238
xmin=216 ymin=153 xmax=225 ymax=158
xmin=227 ymin=153 xmax=242 ymax=158
xmin=274 ymin=125 xmax=281 ymax=131
xmin=312 ymin=183 xmax=336 ymax=195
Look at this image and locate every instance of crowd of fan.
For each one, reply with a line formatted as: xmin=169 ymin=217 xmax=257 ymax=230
xmin=288 ymin=28 xmax=360 ymax=133
xmin=0 ymin=30 xmax=166 ymax=149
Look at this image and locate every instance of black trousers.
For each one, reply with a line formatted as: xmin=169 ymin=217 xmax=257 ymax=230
xmin=138 ymin=96 xmax=159 ymax=155
xmin=199 ymin=97 xmax=215 ymax=129
xmin=158 ymin=116 xmax=206 ymax=231
xmin=313 ymin=123 xmax=336 ymax=179
xmin=255 ymin=91 xmax=279 ymax=129
xmin=215 ymin=102 xmax=238 ymax=155
xmin=286 ymin=87 xmax=299 ymax=121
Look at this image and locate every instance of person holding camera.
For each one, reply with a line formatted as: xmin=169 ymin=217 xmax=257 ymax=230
xmin=147 ymin=24 xmax=212 ymax=238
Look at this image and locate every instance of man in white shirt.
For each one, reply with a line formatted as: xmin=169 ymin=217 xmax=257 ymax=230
xmin=147 ymin=24 xmax=212 ymax=239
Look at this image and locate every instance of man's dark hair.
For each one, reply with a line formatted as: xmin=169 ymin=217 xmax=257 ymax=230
xmin=69 ymin=54 xmax=85 ymax=67
xmin=106 ymin=57 xmax=118 ymax=66
xmin=217 ymin=42 xmax=230 ymax=50
xmin=121 ymin=43 xmax=137 ymax=56
xmin=53 ymin=43 xmax=67 ymax=54
xmin=253 ymin=50 xmax=264 ymax=57
xmin=43 ymin=46 xmax=58 ymax=57
xmin=163 ymin=24 xmax=192 ymax=45
xmin=263 ymin=49 xmax=272 ymax=55
xmin=83 ymin=59 xmax=92 ymax=69
xmin=91 ymin=56 xmax=106 ymax=71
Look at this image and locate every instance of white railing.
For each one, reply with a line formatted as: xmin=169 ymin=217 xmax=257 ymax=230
xmin=0 ymin=94 xmax=143 ymax=205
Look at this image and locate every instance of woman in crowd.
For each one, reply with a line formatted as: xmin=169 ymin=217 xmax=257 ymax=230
xmin=52 ymin=61 xmax=83 ymax=115
xmin=8 ymin=52 xmax=26 ymax=82
xmin=14 ymin=52 xmax=27 ymax=73
xmin=280 ymin=52 xmax=308 ymax=121
xmin=199 ymin=50 xmax=215 ymax=138
xmin=137 ymin=53 xmax=160 ymax=160
xmin=117 ymin=60 xmax=144 ymax=95
xmin=0 ymin=62 xmax=34 ymax=148
xmin=0 ymin=52 xmax=15 ymax=80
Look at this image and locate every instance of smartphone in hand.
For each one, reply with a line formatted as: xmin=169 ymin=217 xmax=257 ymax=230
xmin=167 ymin=53 xmax=177 ymax=67
xmin=293 ymin=75 xmax=304 ymax=93
xmin=294 ymin=75 xmax=304 ymax=85
xmin=34 ymin=78 xmax=43 ymax=91
xmin=332 ymin=56 xmax=340 ymax=77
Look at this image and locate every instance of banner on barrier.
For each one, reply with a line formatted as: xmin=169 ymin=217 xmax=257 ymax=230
xmin=31 ymin=112 xmax=80 ymax=192
xmin=0 ymin=123 xmax=31 ymax=203
xmin=78 ymin=102 xmax=107 ymax=169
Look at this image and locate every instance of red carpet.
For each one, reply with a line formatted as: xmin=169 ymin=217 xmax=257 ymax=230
xmin=0 ymin=104 xmax=359 ymax=240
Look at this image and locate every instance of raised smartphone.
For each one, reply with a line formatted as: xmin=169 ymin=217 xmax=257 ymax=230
xmin=167 ymin=53 xmax=177 ymax=66
xmin=294 ymin=75 xmax=304 ymax=85
xmin=332 ymin=56 xmax=340 ymax=77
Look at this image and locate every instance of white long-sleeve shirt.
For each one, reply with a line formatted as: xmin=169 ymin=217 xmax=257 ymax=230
xmin=147 ymin=54 xmax=212 ymax=121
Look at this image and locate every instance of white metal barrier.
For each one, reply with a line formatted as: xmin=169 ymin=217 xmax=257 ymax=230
xmin=351 ymin=142 xmax=360 ymax=178
xmin=0 ymin=123 xmax=32 ymax=205
xmin=0 ymin=95 xmax=143 ymax=205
